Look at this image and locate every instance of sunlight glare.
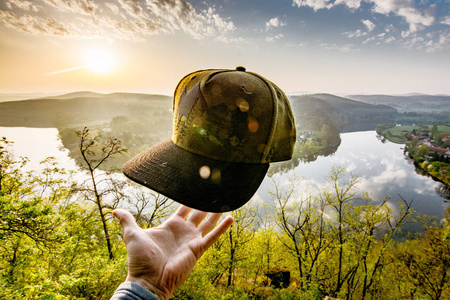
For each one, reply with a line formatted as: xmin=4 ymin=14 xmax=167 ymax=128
xmin=84 ymin=48 xmax=115 ymax=74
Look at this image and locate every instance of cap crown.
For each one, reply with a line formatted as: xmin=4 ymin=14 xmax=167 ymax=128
xmin=173 ymin=67 xmax=296 ymax=164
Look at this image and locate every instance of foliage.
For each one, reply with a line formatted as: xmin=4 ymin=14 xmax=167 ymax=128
xmin=0 ymin=136 xmax=173 ymax=299
xmin=1 ymin=135 xmax=450 ymax=299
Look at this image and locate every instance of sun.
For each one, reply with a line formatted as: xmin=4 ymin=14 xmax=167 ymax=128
xmin=83 ymin=48 xmax=115 ymax=74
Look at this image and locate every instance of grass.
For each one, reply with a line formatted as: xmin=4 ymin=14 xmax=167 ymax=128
xmin=378 ymin=124 xmax=450 ymax=143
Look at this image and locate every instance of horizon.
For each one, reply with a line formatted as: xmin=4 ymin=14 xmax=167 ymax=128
xmin=1 ymin=0 xmax=449 ymax=95
xmin=1 ymin=90 xmax=450 ymax=99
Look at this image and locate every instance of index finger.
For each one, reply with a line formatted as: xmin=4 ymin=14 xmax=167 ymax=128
xmin=174 ymin=205 xmax=192 ymax=219
xmin=197 ymin=213 xmax=222 ymax=236
xmin=202 ymin=216 xmax=234 ymax=248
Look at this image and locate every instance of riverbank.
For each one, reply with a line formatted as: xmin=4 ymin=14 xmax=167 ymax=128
xmin=376 ymin=124 xmax=450 ymax=186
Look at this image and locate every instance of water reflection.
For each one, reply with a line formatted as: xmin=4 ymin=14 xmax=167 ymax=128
xmin=0 ymin=127 xmax=78 ymax=171
xmin=258 ymin=131 xmax=448 ymax=234
xmin=2 ymin=127 xmax=448 ymax=232
xmin=436 ymin=184 xmax=450 ymax=202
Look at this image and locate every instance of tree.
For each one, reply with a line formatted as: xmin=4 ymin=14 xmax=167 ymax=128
xmin=0 ymin=138 xmax=73 ymax=286
xmin=225 ymin=205 xmax=257 ymax=287
xmin=272 ymin=176 xmax=314 ymax=283
xmin=77 ymin=127 xmax=127 ymax=260
xmin=393 ymin=210 xmax=450 ymax=300
xmin=417 ymin=144 xmax=430 ymax=158
xmin=124 ymin=187 xmax=174 ymax=228
xmin=320 ymin=166 xmax=361 ymax=296
xmin=353 ymin=196 xmax=413 ymax=300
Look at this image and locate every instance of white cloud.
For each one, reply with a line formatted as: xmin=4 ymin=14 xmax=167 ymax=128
xmin=343 ymin=29 xmax=367 ymax=38
xmin=105 ymin=3 xmax=120 ymax=15
xmin=363 ymin=36 xmax=375 ymax=44
xmin=266 ymin=33 xmax=284 ymax=42
xmin=321 ymin=42 xmax=359 ymax=52
xmin=384 ymin=24 xmax=395 ymax=33
xmin=334 ymin=0 xmax=362 ymax=10
xmin=292 ymin=0 xmax=333 ymax=11
xmin=6 ymin=0 xmax=39 ymax=12
xmin=371 ymin=0 xmax=435 ymax=32
xmin=423 ymin=30 xmax=450 ymax=52
xmin=266 ymin=17 xmax=286 ymax=30
xmin=41 ymin=0 xmax=99 ymax=16
xmin=442 ymin=15 xmax=450 ymax=26
xmin=400 ymin=29 xmax=450 ymax=52
xmin=362 ymin=19 xmax=375 ymax=32
xmin=0 ymin=10 xmax=70 ymax=36
xmin=0 ymin=0 xmax=236 ymax=42
xmin=293 ymin=0 xmax=436 ymax=33
xmin=293 ymin=0 xmax=363 ymax=11
xmin=342 ymin=19 xmax=375 ymax=38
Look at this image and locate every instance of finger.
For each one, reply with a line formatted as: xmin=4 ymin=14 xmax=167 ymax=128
xmin=174 ymin=205 xmax=192 ymax=219
xmin=112 ymin=209 xmax=140 ymax=234
xmin=189 ymin=210 xmax=208 ymax=227
xmin=197 ymin=213 xmax=222 ymax=236
xmin=202 ymin=216 xmax=234 ymax=249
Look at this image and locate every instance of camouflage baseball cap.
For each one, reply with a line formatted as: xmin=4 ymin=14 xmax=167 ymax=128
xmin=122 ymin=67 xmax=296 ymax=212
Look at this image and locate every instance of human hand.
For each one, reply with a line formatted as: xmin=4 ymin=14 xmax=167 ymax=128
xmin=112 ymin=205 xmax=233 ymax=300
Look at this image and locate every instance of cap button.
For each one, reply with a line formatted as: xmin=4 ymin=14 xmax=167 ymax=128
xmin=236 ymin=66 xmax=246 ymax=72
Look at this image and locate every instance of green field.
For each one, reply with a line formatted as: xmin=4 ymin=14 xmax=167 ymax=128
xmin=377 ymin=124 xmax=450 ymax=143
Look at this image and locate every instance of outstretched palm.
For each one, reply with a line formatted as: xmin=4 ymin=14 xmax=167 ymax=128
xmin=113 ymin=205 xmax=233 ymax=300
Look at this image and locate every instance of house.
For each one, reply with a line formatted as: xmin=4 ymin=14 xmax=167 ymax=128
xmin=430 ymin=146 xmax=448 ymax=155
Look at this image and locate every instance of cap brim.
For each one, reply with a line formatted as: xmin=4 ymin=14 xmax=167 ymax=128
xmin=122 ymin=139 xmax=269 ymax=212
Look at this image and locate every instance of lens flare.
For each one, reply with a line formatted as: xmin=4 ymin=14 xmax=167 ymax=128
xmin=199 ymin=165 xmax=211 ymax=179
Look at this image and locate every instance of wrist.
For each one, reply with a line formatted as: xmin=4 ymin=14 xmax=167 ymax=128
xmin=125 ymin=275 xmax=170 ymax=300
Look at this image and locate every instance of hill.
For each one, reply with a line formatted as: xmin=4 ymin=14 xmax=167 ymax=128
xmin=0 ymin=92 xmax=172 ymax=128
xmin=0 ymin=92 xmax=174 ymax=171
xmin=42 ymin=91 xmax=105 ymax=100
xmin=0 ymin=92 xmax=63 ymax=102
xmin=1 ymin=91 xmax=440 ymax=172
xmin=347 ymin=94 xmax=450 ymax=124
xmin=347 ymin=94 xmax=450 ymax=110
xmin=289 ymin=93 xmax=397 ymax=132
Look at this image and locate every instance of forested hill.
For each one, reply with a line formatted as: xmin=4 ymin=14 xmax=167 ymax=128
xmin=347 ymin=94 xmax=450 ymax=124
xmin=347 ymin=93 xmax=450 ymax=110
xmin=0 ymin=91 xmax=400 ymax=133
xmin=0 ymin=92 xmax=172 ymax=128
xmin=289 ymin=93 xmax=397 ymax=132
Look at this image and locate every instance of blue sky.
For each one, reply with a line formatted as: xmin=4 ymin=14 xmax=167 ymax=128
xmin=0 ymin=0 xmax=449 ymax=95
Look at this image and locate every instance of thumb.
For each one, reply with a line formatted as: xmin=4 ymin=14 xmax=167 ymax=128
xmin=112 ymin=209 xmax=140 ymax=235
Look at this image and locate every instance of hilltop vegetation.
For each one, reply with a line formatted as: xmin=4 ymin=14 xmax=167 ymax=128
xmin=348 ymin=94 xmax=450 ymax=124
xmin=2 ymin=137 xmax=450 ymax=299
xmin=293 ymin=94 xmax=397 ymax=132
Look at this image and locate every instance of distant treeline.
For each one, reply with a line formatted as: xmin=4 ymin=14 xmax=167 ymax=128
xmin=2 ymin=91 xmax=448 ymax=172
xmin=289 ymin=94 xmax=397 ymax=133
xmin=0 ymin=92 xmax=172 ymax=128
xmin=348 ymin=94 xmax=450 ymax=125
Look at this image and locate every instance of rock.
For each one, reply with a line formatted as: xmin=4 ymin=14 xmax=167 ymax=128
xmin=264 ymin=266 xmax=290 ymax=289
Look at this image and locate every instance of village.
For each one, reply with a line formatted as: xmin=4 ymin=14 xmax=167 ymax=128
xmin=406 ymin=126 xmax=450 ymax=159
xmin=377 ymin=123 xmax=450 ymax=185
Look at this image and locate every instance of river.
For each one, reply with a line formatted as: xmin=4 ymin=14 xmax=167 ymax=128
xmin=1 ymin=127 xmax=448 ymax=231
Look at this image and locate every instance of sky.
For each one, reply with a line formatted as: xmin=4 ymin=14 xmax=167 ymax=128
xmin=0 ymin=0 xmax=449 ymax=96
